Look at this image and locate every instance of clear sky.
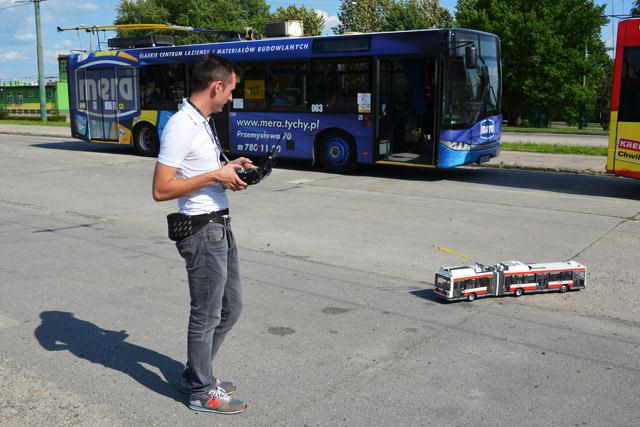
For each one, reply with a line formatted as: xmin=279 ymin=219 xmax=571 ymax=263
xmin=0 ymin=0 xmax=633 ymax=82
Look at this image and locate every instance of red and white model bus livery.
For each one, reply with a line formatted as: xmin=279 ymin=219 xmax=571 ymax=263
xmin=434 ymin=260 xmax=586 ymax=302
xmin=434 ymin=264 xmax=495 ymax=302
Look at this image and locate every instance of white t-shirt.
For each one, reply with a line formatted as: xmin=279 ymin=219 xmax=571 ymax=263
xmin=157 ymin=99 xmax=228 ymax=215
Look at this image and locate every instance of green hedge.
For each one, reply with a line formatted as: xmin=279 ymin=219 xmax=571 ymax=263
xmin=0 ymin=112 xmax=67 ymax=122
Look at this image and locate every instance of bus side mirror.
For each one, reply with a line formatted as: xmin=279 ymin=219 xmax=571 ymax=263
xmin=465 ymin=45 xmax=477 ymax=69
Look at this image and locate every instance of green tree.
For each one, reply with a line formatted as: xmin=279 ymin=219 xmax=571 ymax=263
xmin=632 ymin=1 xmax=640 ymax=16
xmin=456 ymin=0 xmax=612 ymax=127
xmin=115 ymin=0 xmax=271 ymax=43
xmin=270 ymin=5 xmax=325 ymax=36
xmin=334 ymin=0 xmax=451 ymax=34
xmin=333 ymin=0 xmax=391 ymax=34
xmin=385 ymin=0 xmax=453 ymax=30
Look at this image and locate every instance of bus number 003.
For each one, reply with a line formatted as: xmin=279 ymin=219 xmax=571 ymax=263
xmin=310 ymin=104 xmax=323 ymax=113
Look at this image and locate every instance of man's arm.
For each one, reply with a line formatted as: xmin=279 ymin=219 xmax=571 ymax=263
xmin=152 ymin=161 xmax=248 ymax=202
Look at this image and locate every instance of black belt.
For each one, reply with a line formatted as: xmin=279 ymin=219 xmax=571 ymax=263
xmin=191 ymin=208 xmax=230 ymax=226
xmin=166 ymin=208 xmax=230 ymax=241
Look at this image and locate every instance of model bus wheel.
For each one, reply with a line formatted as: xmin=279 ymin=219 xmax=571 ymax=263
xmin=134 ymin=123 xmax=159 ymax=157
xmin=467 ymin=293 xmax=476 ymax=302
xmin=559 ymin=284 xmax=569 ymax=293
xmin=514 ymin=288 xmax=524 ymax=297
xmin=318 ymin=132 xmax=356 ymax=173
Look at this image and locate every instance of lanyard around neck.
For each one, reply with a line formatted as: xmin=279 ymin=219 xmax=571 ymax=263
xmin=187 ymin=99 xmax=230 ymax=163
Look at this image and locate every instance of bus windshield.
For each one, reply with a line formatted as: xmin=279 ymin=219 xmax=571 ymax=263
xmin=435 ymin=274 xmax=451 ymax=290
xmin=442 ymin=34 xmax=500 ymax=129
xmin=619 ymin=46 xmax=640 ymax=122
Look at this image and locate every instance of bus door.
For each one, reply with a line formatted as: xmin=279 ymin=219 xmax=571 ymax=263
xmin=573 ymin=270 xmax=586 ymax=288
xmin=115 ymin=66 xmax=138 ymax=145
xmin=378 ymin=57 xmax=436 ymax=164
xmin=80 ymin=67 xmax=119 ymax=142
xmin=537 ymin=273 xmax=549 ymax=291
xmin=71 ymin=67 xmax=90 ymax=140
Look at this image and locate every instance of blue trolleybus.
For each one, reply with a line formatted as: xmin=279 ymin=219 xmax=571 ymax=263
xmin=66 ymin=28 xmax=501 ymax=172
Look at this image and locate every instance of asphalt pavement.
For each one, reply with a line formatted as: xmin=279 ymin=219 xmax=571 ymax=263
xmin=0 ymin=123 xmax=610 ymax=175
xmin=1 ymin=132 xmax=639 ymax=425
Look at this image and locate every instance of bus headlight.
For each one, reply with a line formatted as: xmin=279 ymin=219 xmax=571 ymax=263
xmin=440 ymin=140 xmax=472 ymax=151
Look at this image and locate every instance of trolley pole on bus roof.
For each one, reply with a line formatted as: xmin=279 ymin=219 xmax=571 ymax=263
xmin=34 ymin=0 xmax=47 ymax=122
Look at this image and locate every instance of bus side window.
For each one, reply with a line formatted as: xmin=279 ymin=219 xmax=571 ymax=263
xmin=268 ymin=60 xmax=306 ymax=112
xmin=464 ymin=279 xmax=476 ymax=290
xmin=311 ymin=58 xmax=370 ymax=113
xmin=233 ymin=62 xmax=266 ymax=111
xmin=477 ymin=277 xmax=489 ymax=288
xmin=140 ymin=64 xmax=186 ymax=110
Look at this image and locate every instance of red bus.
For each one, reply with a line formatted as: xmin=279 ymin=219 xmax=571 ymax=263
xmin=608 ymin=17 xmax=640 ymax=179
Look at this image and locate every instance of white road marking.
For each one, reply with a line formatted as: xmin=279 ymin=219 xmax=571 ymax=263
xmin=0 ymin=313 xmax=19 ymax=329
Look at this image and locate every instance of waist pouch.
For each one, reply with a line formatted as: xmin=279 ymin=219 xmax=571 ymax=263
xmin=166 ymin=209 xmax=229 ymax=241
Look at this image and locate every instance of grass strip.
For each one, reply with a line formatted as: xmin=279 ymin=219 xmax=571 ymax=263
xmin=0 ymin=119 xmax=69 ymax=127
xmin=501 ymin=142 xmax=607 ymax=156
xmin=503 ymin=126 xmax=607 ymax=136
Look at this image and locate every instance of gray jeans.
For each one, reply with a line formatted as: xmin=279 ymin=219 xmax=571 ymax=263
xmin=176 ymin=221 xmax=243 ymax=395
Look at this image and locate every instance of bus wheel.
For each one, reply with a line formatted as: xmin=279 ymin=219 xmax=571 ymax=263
xmin=514 ymin=288 xmax=524 ymax=297
xmin=134 ymin=123 xmax=159 ymax=157
xmin=466 ymin=293 xmax=476 ymax=302
xmin=559 ymin=284 xmax=569 ymax=293
xmin=318 ymin=132 xmax=356 ymax=173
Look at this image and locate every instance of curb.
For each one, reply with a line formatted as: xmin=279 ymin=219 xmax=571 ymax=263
xmin=0 ymin=130 xmax=71 ymax=138
xmin=475 ymin=161 xmax=607 ymax=176
xmin=1 ymin=129 xmax=607 ymax=176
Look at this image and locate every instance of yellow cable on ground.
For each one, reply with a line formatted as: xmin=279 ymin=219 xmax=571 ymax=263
xmin=432 ymin=244 xmax=473 ymax=262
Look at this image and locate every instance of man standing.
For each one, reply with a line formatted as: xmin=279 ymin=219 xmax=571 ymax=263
xmin=152 ymin=54 xmax=251 ymax=414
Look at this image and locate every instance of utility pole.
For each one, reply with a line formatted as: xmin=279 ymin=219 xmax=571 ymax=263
xmin=34 ymin=0 xmax=47 ymax=122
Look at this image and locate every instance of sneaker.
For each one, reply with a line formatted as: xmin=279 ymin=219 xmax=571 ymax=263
xmin=189 ymin=386 xmax=247 ymax=414
xmin=179 ymin=377 xmax=236 ymax=395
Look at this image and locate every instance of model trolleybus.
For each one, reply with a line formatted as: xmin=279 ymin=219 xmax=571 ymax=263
xmin=434 ymin=260 xmax=586 ymax=302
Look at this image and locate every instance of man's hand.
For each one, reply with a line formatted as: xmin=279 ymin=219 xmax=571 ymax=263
xmin=215 ymin=163 xmax=248 ymax=191
xmin=228 ymin=157 xmax=253 ymax=170
xmin=152 ymin=161 xmax=248 ymax=201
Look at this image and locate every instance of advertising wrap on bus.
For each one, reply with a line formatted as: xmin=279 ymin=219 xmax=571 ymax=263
xmin=230 ymin=112 xmax=373 ymax=162
xmin=69 ymin=54 xmax=140 ymax=141
xmin=438 ymin=115 xmax=502 ymax=168
xmin=135 ymin=40 xmax=312 ymax=64
xmin=608 ymin=18 xmax=640 ymax=179
xmin=66 ymin=28 xmax=502 ymax=170
xmin=616 ymin=137 xmax=640 ymax=162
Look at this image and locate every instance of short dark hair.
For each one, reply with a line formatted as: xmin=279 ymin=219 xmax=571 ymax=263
xmin=190 ymin=54 xmax=238 ymax=92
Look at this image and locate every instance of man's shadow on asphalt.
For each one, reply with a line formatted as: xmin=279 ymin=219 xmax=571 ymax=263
xmin=34 ymin=310 xmax=184 ymax=402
